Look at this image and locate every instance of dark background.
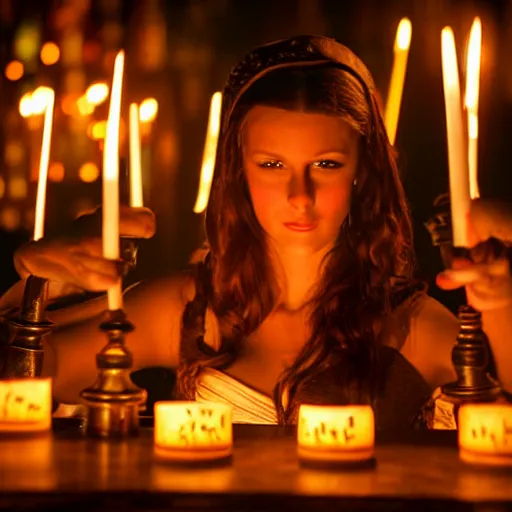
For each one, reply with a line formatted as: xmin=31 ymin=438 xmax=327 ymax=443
xmin=1 ymin=0 xmax=512 ymax=313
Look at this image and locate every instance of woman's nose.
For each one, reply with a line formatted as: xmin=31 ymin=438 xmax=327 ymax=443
xmin=287 ymin=172 xmax=314 ymax=211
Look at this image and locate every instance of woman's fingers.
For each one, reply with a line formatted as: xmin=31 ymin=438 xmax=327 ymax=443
xmin=13 ymin=237 xmax=122 ymax=291
xmin=436 ymin=258 xmax=512 ymax=310
xmin=119 ymin=206 xmax=156 ymax=238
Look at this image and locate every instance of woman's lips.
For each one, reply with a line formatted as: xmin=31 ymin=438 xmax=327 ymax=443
xmin=284 ymin=222 xmax=318 ymax=232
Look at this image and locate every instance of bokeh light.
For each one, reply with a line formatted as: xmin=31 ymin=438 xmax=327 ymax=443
xmin=5 ymin=60 xmax=24 ymax=81
xmin=85 ymin=83 xmax=109 ymax=106
xmin=76 ymin=96 xmax=94 ymax=116
xmin=78 ymin=162 xmax=100 ymax=182
xmin=40 ymin=42 xmax=60 ymax=65
xmin=48 ymin=161 xmax=65 ymax=182
xmin=4 ymin=141 xmax=24 ymax=167
xmin=0 ymin=208 xmax=21 ymax=231
xmin=90 ymin=120 xmax=107 ymax=140
xmin=9 ymin=177 xmax=28 ymax=199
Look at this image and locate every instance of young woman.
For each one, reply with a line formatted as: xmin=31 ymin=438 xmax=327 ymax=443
xmin=2 ymin=36 xmax=511 ymax=428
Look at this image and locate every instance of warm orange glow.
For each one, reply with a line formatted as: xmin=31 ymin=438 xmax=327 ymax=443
xmin=103 ymin=50 xmax=125 ymax=310
xmin=0 ymin=176 xmax=5 ymax=199
xmin=78 ymin=162 xmax=100 ymax=183
xmin=297 ymin=405 xmax=375 ymax=463
xmin=441 ymin=27 xmax=470 ymax=248
xmin=465 ymin=17 xmax=482 ymax=200
xmin=0 ymin=207 xmax=21 ymax=231
xmin=4 ymin=141 xmax=24 ymax=167
xmin=9 ymin=177 xmax=28 ymax=199
xmin=40 ymin=42 xmax=60 ymax=66
xmin=76 ymin=95 xmax=95 ymax=116
xmin=459 ymin=404 xmax=512 ymax=466
xmin=396 ymin=18 xmax=412 ymax=50
xmin=33 ymin=87 xmax=55 ymax=241
xmin=129 ymin=103 xmax=143 ymax=207
xmin=139 ymin=98 xmax=158 ymax=123
xmin=0 ymin=378 xmax=52 ymax=433
xmin=85 ymin=82 xmax=109 ymax=106
xmin=194 ymin=92 xmax=222 ymax=213
xmin=5 ymin=60 xmax=24 ymax=81
xmin=48 ymin=161 xmax=65 ymax=182
xmin=19 ymin=92 xmax=33 ymax=118
xmin=90 ymin=120 xmax=107 ymax=140
xmin=61 ymin=94 xmax=77 ymax=115
xmin=384 ymin=18 xmax=412 ymax=146
xmin=154 ymin=402 xmax=233 ymax=462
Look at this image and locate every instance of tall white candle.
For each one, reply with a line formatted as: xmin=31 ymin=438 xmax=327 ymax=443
xmin=465 ymin=17 xmax=482 ymax=200
xmin=384 ymin=18 xmax=412 ymax=146
xmin=129 ymin=103 xmax=143 ymax=207
xmin=193 ymin=92 xmax=222 ymax=213
xmin=103 ymin=50 xmax=125 ymax=310
xmin=32 ymin=87 xmax=55 ymax=241
xmin=441 ymin=27 xmax=470 ymax=248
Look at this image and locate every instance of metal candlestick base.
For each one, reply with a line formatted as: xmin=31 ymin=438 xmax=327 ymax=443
xmin=80 ymin=309 xmax=146 ymax=438
xmin=442 ymin=305 xmax=501 ymax=400
xmin=0 ymin=275 xmax=53 ymax=378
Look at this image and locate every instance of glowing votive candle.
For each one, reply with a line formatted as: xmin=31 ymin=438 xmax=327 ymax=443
xmin=458 ymin=403 xmax=512 ymax=467
xmin=154 ymin=401 xmax=232 ymax=462
xmin=297 ymin=404 xmax=375 ymax=465
xmin=0 ymin=378 xmax=52 ymax=433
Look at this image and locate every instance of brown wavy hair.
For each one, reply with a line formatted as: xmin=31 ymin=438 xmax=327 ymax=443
xmin=177 ymin=64 xmax=422 ymax=423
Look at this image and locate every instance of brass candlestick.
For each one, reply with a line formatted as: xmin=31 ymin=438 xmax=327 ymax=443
xmin=424 ymin=193 xmax=502 ymax=428
xmin=80 ymin=308 xmax=147 ymax=438
xmin=0 ymin=275 xmax=53 ymax=378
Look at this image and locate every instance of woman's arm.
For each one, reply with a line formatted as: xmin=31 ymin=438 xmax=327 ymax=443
xmin=1 ymin=272 xmax=194 ymax=405
xmin=399 ymin=295 xmax=458 ymax=389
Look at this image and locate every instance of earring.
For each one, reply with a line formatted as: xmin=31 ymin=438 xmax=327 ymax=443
xmin=353 ymin=179 xmax=357 ymax=186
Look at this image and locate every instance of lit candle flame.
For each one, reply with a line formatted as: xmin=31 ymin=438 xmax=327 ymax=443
xmin=441 ymin=27 xmax=470 ymax=248
xmin=103 ymin=50 xmax=125 ymax=310
xmin=465 ymin=17 xmax=482 ymax=199
xmin=396 ymin=17 xmax=412 ymax=51
xmin=193 ymin=92 xmax=222 ymax=213
xmin=32 ymin=87 xmax=55 ymax=241
xmin=129 ymin=103 xmax=143 ymax=207
xmin=384 ymin=18 xmax=412 ymax=146
xmin=139 ymin=98 xmax=158 ymax=123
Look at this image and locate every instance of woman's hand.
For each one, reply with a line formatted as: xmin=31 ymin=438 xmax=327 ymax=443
xmin=436 ymin=198 xmax=512 ymax=311
xmin=14 ymin=206 xmax=156 ymax=292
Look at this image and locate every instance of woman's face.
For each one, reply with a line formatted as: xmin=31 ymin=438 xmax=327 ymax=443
xmin=243 ymin=106 xmax=360 ymax=255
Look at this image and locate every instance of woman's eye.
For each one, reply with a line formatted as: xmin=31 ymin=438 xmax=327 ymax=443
xmin=312 ymin=160 xmax=344 ymax=170
xmin=258 ymin=160 xmax=285 ymax=169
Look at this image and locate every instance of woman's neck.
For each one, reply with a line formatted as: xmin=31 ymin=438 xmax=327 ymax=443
xmin=269 ymin=244 xmax=332 ymax=311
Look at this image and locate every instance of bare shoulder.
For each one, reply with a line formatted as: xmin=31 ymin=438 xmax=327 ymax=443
xmin=401 ymin=295 xmax=458 ymax=388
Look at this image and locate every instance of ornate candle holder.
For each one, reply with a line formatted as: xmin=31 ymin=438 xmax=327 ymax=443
xmin=0 ymin=276 xmax=53 ymax=378
xmin=424 ymin=193 xmax=502 ymax=429
xmin=80 ymin=308 xmax=147 ymax=438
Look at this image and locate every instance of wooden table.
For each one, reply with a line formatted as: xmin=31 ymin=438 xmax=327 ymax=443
xmin=0 ymin=423 xmax=511 ymax=511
